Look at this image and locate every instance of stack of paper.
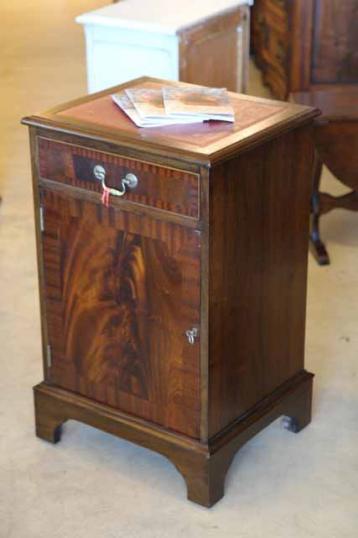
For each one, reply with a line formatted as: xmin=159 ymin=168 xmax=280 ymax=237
xmin=111 ymin=85 xmax=235 ymax=128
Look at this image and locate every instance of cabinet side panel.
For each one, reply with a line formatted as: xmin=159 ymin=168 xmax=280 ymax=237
xmin=208 ymin=126 xmax=314 ymax=437
xmin=179 ymin=9 xmax=245 ymax=92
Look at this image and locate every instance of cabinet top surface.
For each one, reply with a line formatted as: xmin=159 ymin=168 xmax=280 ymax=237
xmin=76 ymin=0 xmax=252 ymax=35
xmin=23 ymin=77 xmax=318 ymax=164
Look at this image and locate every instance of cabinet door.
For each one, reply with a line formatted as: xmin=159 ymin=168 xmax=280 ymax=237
xmin=311 ymin=0 xmax=358 ymax=84
xmin=40 ymin=188 xmax=201 ymax=438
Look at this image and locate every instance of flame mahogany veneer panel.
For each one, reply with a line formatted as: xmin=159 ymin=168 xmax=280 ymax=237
xmin=41 ymin=189 xmax=201 ymax=438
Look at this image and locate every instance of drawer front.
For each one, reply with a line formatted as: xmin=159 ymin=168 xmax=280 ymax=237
xmin=37 ymin=137 xmax=199 ymax=218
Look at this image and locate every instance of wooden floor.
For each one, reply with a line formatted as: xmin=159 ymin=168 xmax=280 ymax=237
xmin=0 ymin=1 xmax=357 ymax=536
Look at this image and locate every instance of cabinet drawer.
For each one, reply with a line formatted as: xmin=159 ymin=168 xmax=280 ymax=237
xmin=37 ymin=137 xmax=199 ymax=218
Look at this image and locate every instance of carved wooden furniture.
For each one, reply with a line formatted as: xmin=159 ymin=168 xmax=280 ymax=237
xmin=291 ymin=88 xmax=358 ymax=265
xmin=22 ymin=77 xmax=318 ymax=507
xmin=251 ymin=0 xmax=358 ymax=100
xmin=76 ymin=0 xmax=252 ymax=94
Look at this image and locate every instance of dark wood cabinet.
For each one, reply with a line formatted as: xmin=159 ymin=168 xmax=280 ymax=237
xmin=23 ymin=77 xmax=318 ymax=507
xmin=252 ymin=0 xmax=358 ymax=99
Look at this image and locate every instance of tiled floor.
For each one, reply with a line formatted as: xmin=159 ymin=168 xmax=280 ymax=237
xmin=0 ymin=2 xmax=357 ymax=537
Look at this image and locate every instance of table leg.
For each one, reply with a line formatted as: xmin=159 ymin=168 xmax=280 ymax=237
xmin=309 ymin=152 xmax=330 ymax=265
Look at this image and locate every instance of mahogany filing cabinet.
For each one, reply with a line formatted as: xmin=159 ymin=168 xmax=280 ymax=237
xmin=22 ymin=77 xmax=318 ymax=507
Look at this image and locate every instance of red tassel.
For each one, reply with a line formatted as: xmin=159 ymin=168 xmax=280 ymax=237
xmin=101 ymin=184 xmax=110 ymax=207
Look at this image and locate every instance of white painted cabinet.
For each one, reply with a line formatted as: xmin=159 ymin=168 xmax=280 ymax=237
xmin=76 ymin=0 xmax=252 ymax=94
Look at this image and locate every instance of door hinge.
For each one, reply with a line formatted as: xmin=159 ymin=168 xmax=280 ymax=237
xmin=39 ymin=206 xmax=44 ymax=232
xmin=46 ymin=344 xmax=52 ymax=368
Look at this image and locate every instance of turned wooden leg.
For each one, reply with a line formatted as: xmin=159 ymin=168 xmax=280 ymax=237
xmin=282 ymin=377 xmax=313 ymax=434
xmin=34 ymin=384 xmax=66 ymax=443
xmin=310 ymin=153 xmax=330 ymax=265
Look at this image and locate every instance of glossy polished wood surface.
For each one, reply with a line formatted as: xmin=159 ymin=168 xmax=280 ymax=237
xmin=208 ymin=126 xmax=314 ymax=436
xmin=41 ymin=187 xmax=201 ymax=438
xmin=25 ymin=78 xmax=317 ymax=506
xmin=22 ymin=77 xmax=317 ymax=164
xmin=38 ymin=137 xmax=199 ymax=218
xmin=34 ymin=370 xmax=313 ymax=507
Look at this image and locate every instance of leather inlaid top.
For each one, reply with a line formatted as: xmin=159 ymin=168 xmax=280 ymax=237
xmin=22 ymin=77 xmax=319 ymax=163
xmin=58 ymin=90 xmax=282 ymax=149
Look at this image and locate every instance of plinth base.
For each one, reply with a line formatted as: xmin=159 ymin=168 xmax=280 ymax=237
xmin=34 ymin=370 xmax=313 ymax=507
